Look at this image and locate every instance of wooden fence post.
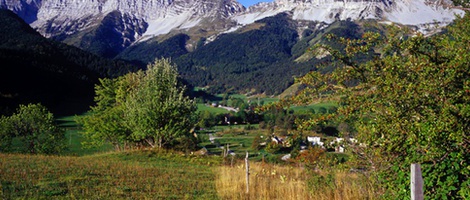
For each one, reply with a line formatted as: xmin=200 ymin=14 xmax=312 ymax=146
xmin=411 ymin=163 xmax=424 ymax=200
xmin=245 ymin=151 xmax=249 ymax=194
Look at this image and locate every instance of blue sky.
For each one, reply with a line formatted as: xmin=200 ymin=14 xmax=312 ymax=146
xmin=238 ymin=0 xmax=273 ymax=7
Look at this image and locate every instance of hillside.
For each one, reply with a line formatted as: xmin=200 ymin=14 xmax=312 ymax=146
xmin=0 ymin=9 xmax=139 ymax=115
xmin=1 ymin=0 xmax=462 ymax=96
xmin=118 ymin=14 xmax=368 ymax=95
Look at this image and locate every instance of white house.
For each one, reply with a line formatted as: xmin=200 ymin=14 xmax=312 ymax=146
xmin=307 ymin=136 xmax=324 ymax=147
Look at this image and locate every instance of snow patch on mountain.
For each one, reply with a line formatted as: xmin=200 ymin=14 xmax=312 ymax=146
xmin=1 ymin=0 xmax=245 ymax=42
xmin=385 ymin=0 xmax=461 ymax=25
xmin=0 ymin=0 xmax=464 ymax=48
xmin=234 ymin=0 xmax=463 ymax=28
xmin=144 ymin=11 xmax=201 ymax=38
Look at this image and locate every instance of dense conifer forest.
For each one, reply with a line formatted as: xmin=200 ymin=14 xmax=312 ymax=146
xmin=0 ymin=9 xmax=139 ymax=115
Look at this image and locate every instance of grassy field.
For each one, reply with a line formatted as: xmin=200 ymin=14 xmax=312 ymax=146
xmin=0 ymin=150 xmax=220 ymax=199
xmin=198 ymin=128 xmax=264 ymax=156
xmin=216 ymin=161 xmax=313 ymax=199
xmin=216 ymin=161 xmax=376 ymax=200
xmin=197 ymin=104 xmax=231 ymax=114
xmin=0 ymin=150 xmax=375 ymax=200
xmin=1 ymin=114 xmax=374 ymax=199
xmin=57 ymin=115 xmax=114 ymax=156
xmin=0 ymin=92 xmax=372 ymax=199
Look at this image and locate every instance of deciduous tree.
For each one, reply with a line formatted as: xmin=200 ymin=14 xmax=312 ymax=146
xmin=124 ymin=59 xmax=197 ymax=148
xmin=79 ymin=59 xmax=197 ymax=150
xmin=292 ymin=14 xmax=470 ymax=199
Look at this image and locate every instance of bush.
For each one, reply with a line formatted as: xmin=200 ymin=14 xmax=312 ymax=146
xmin=0 ymin=103 xmax=66 ymax=154
xmin=265 ymin=142 xmax=281 ymax=154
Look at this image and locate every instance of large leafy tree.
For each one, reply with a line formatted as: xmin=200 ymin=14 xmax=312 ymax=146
xmin=78 ymin=77 xmax=134 ymax=150
xmin=124 ymin=59 xmax=196 ymax=148
xmin=290 ymin=14 xmax=470 ymax=199
xmin=79 ymin=59 xmax=197 ymax=150
xmin=0 ymin=103 xmax=66 ymax=154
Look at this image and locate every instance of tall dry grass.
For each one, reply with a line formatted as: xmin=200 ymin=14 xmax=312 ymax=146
xmin=215 ymin=161 xmax=377 ymax=200
xmin=216 ymin=161 xmax=311 ymax=200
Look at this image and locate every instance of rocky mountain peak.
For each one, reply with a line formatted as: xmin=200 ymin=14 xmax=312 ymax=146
xmin=1 ymin=0 xmax=464 ymax=58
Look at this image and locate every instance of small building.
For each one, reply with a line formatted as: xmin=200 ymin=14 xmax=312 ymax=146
xmin=307 ymin=136 xmax=324 ymax=147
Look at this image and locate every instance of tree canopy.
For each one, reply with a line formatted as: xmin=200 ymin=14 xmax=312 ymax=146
xmin=288 ymin=13 xmax=470 ymax=199
xmin=79 ymin=59 xmax=197 ymax=150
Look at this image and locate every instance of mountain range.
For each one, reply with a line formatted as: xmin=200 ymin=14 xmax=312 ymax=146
xmin=0 ymin=0 xmax=464 ymax=95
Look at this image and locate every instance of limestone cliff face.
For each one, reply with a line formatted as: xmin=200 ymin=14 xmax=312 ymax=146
xmin=237 ymin=0 xmax=461 ymax=25
xmin=1 ymin=0 xmax=245 ymax=48
xmin=0 ymin=0 xmax=463 ymax=57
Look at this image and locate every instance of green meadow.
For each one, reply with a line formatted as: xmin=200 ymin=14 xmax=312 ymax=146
xmin=0 ymin=150 xmax=220 ymax=199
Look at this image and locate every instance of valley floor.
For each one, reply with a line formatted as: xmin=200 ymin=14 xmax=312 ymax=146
xmin=0 ymin=150 xmax=375 ymax=200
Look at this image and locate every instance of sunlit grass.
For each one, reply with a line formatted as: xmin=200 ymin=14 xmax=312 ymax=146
xmin=56 ymin=115 xmax=114 ymax=156
xmin=0 ymin=150 xmax=220 ymax=199
xmin=216 ymin=161 xmax=312 ymax=200
xmin=0 ymin=150 xmax=378 ymax=199
xmin=197 ymin=103 xmax=231 ymax=114
xmin=215 ymin=161 xmax=377 ymax=200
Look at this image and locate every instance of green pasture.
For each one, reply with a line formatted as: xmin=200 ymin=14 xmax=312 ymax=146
xmin=198 ymin=127 xmax=268 ymax=156
xmin=196 ymin=104 xmax=231 ymax=114
xmin=57 ymin=115 xmax=113 ymax=156
xmin=0 ymin=150 xmax=220 ymax=199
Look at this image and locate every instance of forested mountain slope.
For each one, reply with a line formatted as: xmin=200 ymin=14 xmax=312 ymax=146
xmin=0 ymin=9 xmax=138 ymax=115
xmin=1 ymin=0 xmax=462 ymax=95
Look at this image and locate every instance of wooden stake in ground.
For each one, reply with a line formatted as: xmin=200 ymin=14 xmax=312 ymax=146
xmin=245 ymin=151 xmax=249 ymax=194
xmin=411 ymin=163 xmax=423 ymax=200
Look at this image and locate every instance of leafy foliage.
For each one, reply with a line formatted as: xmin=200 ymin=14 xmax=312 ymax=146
xmin=0 ymin=104 xmax=66 ymax=154
xmin=291 ymin=13 xmax=470 ymax=199
xmin=124 ymin=59 xmax=197 ymax=148
xmin=77 ymin=78 xmax=132 ymax=150
xmin=79 ymin=59 xmax=197 ymax=150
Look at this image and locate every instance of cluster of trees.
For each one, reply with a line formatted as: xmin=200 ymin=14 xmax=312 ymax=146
xmin=78 ymin=59 xmax=197 ymax=151
xmin=291 ymin=12 xmax=470 ymax=199
xmin=196 ymin=99 xmax=261 ymax=129
xmin=257 ymin=103 xmax=338 ymax=133
xmin=0 ymin=10 xmax=138 ymax=78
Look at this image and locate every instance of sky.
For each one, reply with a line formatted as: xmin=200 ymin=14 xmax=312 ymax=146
xmin=238 ymin=0 xmax=273 ymax=7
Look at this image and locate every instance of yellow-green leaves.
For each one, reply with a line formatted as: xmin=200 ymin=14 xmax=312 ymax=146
xmin=292 ymin=14 xmax=470 ymax=199
xmin=79 ymin=59 xmax=197 ymax=150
